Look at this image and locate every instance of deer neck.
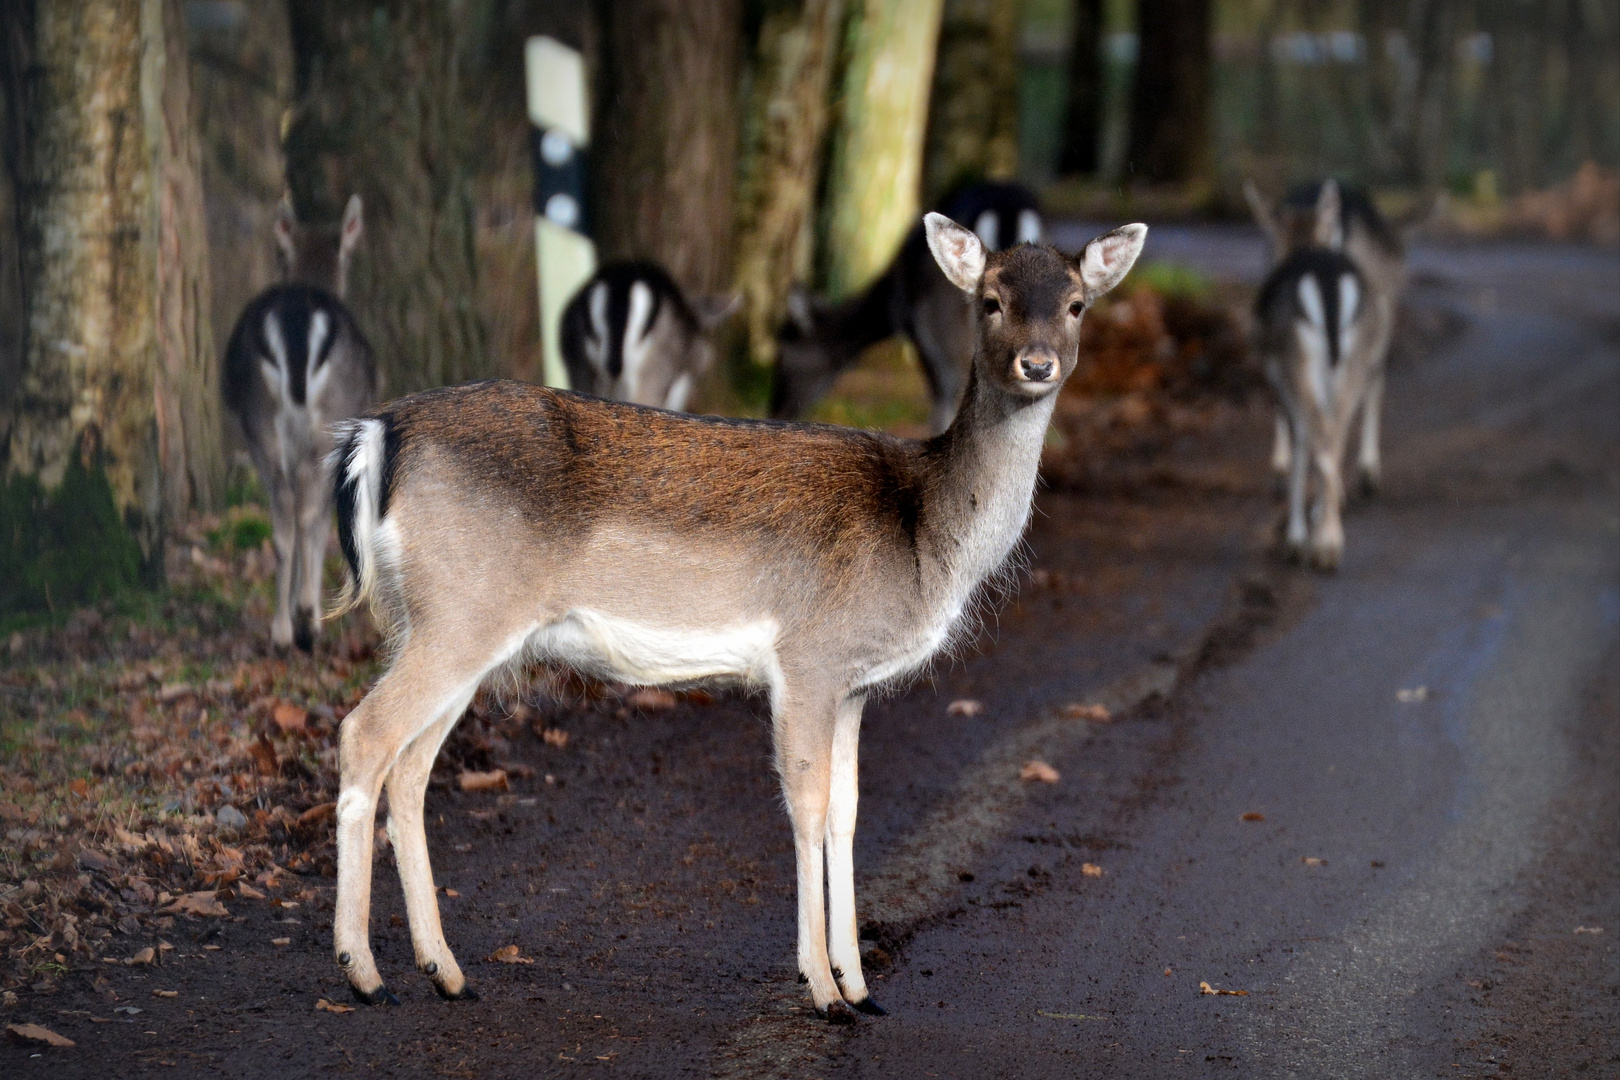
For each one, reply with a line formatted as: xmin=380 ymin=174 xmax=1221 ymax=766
xmin=920 ymin=366 xmax=1056 ymax=598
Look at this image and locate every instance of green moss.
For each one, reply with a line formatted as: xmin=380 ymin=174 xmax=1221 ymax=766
xmin=207 ymin=506 xmax=272 ymax=553
xmin=1122 ymin=260 xmax=1213 ymax=300
xmin=0 ymin=455 xmax=144 ymax=628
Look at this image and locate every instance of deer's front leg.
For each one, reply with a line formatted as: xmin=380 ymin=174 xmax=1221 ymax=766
xmin=825 ymin=695 xmax=881 ymax=1014
xmin=269 ymin=477 xmax=298 ymax=648
xmin=1284 ymin=412 xmax=1311 ymax=559
xmin=1357 ymin=365 xmax=1385 ymax=497
xmin=1309 ymin=441 xmax=1346 ymax=571
xmin=774 ymin=687 xmax=852 ymax=1022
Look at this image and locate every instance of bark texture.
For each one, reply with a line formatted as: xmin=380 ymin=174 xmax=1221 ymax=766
xmin=5 ymin=0 xmax=219 ymax=553
xmin=733 ymin=0 xmax=845 ymax=367
xmin=1127 ymin=0 xmax=1212 ymax=184
xmin=922 ymin=0 xmax=1019 ymax=204
xmin=284 ymin=0 xmax=489 ymax=394
xmin=593 ymin=0 xmax=743 ymax=298
xmin=820 ymin=0 xmax=946 ymax=299
xmin=1059 ymin=0 xmax=1104 ymax=176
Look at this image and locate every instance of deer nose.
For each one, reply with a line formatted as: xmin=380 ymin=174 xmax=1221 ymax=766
xmin=1018 ymin=352 xmax=1057 ymax=382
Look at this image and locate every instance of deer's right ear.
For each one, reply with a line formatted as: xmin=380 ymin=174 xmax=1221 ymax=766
xmin=273 ymin=194 xmax=296 ymax=272
xmin=925 ymin=212 xmax=985 ymax=293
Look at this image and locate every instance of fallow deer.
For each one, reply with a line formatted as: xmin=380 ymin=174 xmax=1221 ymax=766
xmin=559 ymin=260 xmax=739 ymax=410
xmin=325 ymin=214 xmax=1145 ymax=1021
xmin=1250 ymin=181 xmax=1395 ymax=568
xmin=772 ymin=182 xmax=1043 ymax=433
xmin=223 ymin=194 xmax=376 ymax=649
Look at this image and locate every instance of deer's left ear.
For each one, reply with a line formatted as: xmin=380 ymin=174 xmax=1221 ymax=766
xmin=1076 ymin=223 xmax=1147 ymax=301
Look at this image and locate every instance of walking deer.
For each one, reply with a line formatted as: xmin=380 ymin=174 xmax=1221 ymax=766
xmin=1249 ymin=181 xmax=1395 ymax=568
xmin=559 ymin=260 xmax=739 ymax=410
xmin=325 ymin=214 xmax=1146 ymax=1020
xmin=223 ymin=194 xmax=376 ymax=649
xmin=772 ymin=182 xmax=1043 ymax=433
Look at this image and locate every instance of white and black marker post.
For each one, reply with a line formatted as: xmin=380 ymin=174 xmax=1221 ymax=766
xmin=526 ymin=36 xmax=594 ymax=390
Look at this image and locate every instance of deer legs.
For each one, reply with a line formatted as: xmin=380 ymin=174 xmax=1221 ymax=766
xmin=825 ymin=696 xmax=881 ymax=1013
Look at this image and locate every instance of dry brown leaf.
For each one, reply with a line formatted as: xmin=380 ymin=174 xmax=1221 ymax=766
xmin=444 ymin=888 xmax=460 ymax=898
xmin=1062 ymin=703 xmax=1111 ymax=722
xmin=6 ymin=1022 xmax=75 ymax=1048
xmin=163 ymin=891 xmax=229 ymax=918
xmin=1301 ymin=857 xmax=1327 ymax=867
xmin=296 ymin=802 xmax=336 ymax=829
xmin=1574 ymin=926 xmax=1604 ymax=935
xmin=315 ymin=998 xmax=354 ymax=1014
xmin=247 ymin=737 xmax=278 ymax=776
xmin=128 ymin=947 xmax=155 ymax=967
xmin=542 ymin=728 xmax=570 ymax=749
xmin=489 ymin=944 xmax=534 ymax=964
xmin=628 ymin=688 xmax=677 ymax=710
xmin=272 ymin=701 xmax=308 ymax=733
xmin=69 ymin=778 xmax=90 ymax=798
xmin=459 ymin=769 xmax=509 ymax=793
xmin=1020 ymin=760 xmax=1060 ymax=783
xmin=271 ymin=938 xmax=291 ymax=946
xmin=1199 ymin=981 xmax=1248 ymax=997
xmin=1081 ymin=863 xmax=1104 ymax=877
xmin=1395 ymin=686 xmax=1429 ymax=703
xmin=947 ymin=699 xmax=983 ymax=717
xmin=1241 ymin=812 xmax=1265 ymax=822
xmin=152 ymin=989 xmax=178 ymax=998
xmin=237 ymin=882 xmax=265 ymax=900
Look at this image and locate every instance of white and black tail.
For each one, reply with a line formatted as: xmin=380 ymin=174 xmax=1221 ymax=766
xmin=328 ymin=416 xmax=399 ymax=630
xmin=1257 ymin=247 xmax=1364 ymax=403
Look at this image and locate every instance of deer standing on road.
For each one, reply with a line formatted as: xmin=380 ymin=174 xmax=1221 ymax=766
xmin=1248 ymin=181 xmax=1398 ymax=568
xmin=559 ymin=261 xmax=739 ymax=410
xmin=773 ymin=182 xmax=1043 ymax=433
xmin=223 ymin=195 xmax=376 ymax=650
xmin=325 ymin=214 xmax=1146 ymax=1020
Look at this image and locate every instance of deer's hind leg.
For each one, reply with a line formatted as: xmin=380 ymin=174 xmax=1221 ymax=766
xmin=268 ymin=471 xmax=299 ymax=649
xmin=1357 ymin=365 xmax=1385 ymax=497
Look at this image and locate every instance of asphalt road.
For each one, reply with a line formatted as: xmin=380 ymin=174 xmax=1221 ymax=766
xmin=10 ymin=234 xmax=1617 ymax=1078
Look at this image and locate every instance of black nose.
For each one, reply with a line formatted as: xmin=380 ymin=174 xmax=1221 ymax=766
xmin=1020 ymin=357 xmax=1055 ymax=382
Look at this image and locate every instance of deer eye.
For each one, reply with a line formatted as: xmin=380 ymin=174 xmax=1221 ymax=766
xmin=982 ymin=297 xmax=1001 ymax=316
xmin=1069 ymin=300 xmax=1084 ymax=318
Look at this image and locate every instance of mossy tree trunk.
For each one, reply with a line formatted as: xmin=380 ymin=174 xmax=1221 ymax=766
xmin=1127 ymin=0 xmax=1212 ymax=185
xmin=4 ymin=0 xmax=219 ymax=561
xmin=1059 ymin=0 xmax=1104 ymax=176
xmin=733 ymin=0 xmax=845 ymax=367
xmin=922 ymin=0 xmax=1019 ymax=205
xmin=283 ymin=0 xmax=489 ymax=394
xmin=593 ymin=0 xmax=743 ymax=298
xmin=819 ymin=0 xmax=945 ymax=300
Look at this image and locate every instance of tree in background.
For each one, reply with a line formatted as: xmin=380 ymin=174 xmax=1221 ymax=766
xmin=593 ymin=0 xmax=743 ymax=299
xmin=922 ymin=0 xmax=1020 ymax=204
xmin=1058 ymin=0 xmax=1104 ymax=176
xmin=283 ymin=0 xmax=490 ymax=394
xmin=733 ymin=0 xmax=846 ymax=368
xmin=3 ymin=0 xmax=219 ymax=562
xmin=1128 ymin=0 xmax=1212 ymax=185
xmin=819 ymin=0 xmax=945 ymax=299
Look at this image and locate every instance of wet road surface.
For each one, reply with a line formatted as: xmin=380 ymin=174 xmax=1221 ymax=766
xmin=10 ymin=235 xmax=1617 ymax=1078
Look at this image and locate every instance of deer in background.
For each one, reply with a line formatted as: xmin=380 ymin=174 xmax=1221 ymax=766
xmin=772 ymin=181 xmax=1043 ymax=433
xmin=223 ymin=194 xmax=376 ymax=650
xmin=1248 ymin=181 xmax=1396 ymax=569
xmin=559 ymin=261 xmax=739 ymax=410
xmin=325 ymin=213 xmax=1146 ymax=1020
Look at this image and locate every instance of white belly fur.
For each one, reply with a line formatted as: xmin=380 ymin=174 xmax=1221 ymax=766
xmin=527 ymin=608 xmax=782 ymax=688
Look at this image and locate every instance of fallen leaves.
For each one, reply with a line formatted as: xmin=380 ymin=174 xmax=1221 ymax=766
xmin=1061 ymin=703 xmax=1111 ymax=722
xmin=6 ymin=1022 xmax=75 ymax=1048
xmin=315 ymin=998 xmax=355 ymax=1014
xmin=489 ymin=944 xmax=533 ymax=964
xmin=1396 ymin=686 xmax=1430 ymax=703
xmin=162 ymin=891 xmax=229 ymax=918
xmin=128 ymin=947 xmax=155 ymax=967
xmin=296 ymin=802 xmax=336 ymax=830
xmin=271 ymin=937 xmax=291 ymax=946
xmin=627 ymin=688 xmax=677 ymax=710
xmin=459 ymin=769 xmax=509 ymax=793
xmin=1199 ymin=981 xmax=1248 ymax=997
xmin=1240 ymin=812 xmax=1266 ymax=822
xmin=1574 ymin=926 xmax=1604 ymax=935
xmin=947 ymin=699 xmax=982 ymax=717
xmin=1081 ymin=863 xmax=1105 ymax=877
xmin=1300 ymin=857 xmax=1327 ymax=867
xmin=151 ymin=989 xmax=178 ymax=998
xmin=541 ymin=728 xmax=570 ymax=749
xmin=272 ymin=701 xmax=309 ymax=733
xmin=1020 ymin=760 xmax=1060 ymax=783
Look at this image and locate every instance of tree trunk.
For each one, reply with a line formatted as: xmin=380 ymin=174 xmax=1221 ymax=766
xmin=283 ymin=0 xmax=489 ymax=394
xmin=922 ymin=0 xmax=1019 ymax=204
xmin=1058 ymin=0 xmax=1104 ymax=176
xmin=820 ymin=0 xmax=945 ymax=299
xmin=1127 ymin=0 xmax=1212 ymax=185
xmin=5 ymin=0 xmax=219 ymax=558
xmin=0 ymin=4 xmax=32 ymax=445
xmin=593 ymin=0 xmax=743 ymax=298
xmin=733 ymin=0 xmax=845 ymax=368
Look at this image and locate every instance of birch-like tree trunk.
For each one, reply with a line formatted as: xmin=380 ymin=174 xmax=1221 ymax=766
xmin=922 ymin=0 xmax=1019 ymax=204
xmin=593 ymin=0 xmax=743 ymax=298
xmin=5 ymin=0 xmax=218 ymax=557
xmin=819 ymin=0 xmax=945 ymax=300
xmin=733 ymin=0 xmax=845 ymax=367
xmin=283 ymin=0 xmax=489 ymax=394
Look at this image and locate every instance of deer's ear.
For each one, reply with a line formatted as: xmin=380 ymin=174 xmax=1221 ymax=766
xmin=692 ymin=292 xmax=742 ymax=330
xmin=1077 ymin=223 xmax=1147 ymax=300
xmin=925 ymin=212 xmax=985 ymax=293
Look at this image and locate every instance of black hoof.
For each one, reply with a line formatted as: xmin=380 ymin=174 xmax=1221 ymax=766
xmin=351 ymin=984 xmax=401 ymax=1006
xmin=433 ymin=982 xmax=479 ymax=1002
xmin=850 ymin=996 xmax=886 ymax=1016
xmin=820 ymin=999 xmax=858 ymax=1025
xmin=293 ymin=609 xmax=316 ymax=653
